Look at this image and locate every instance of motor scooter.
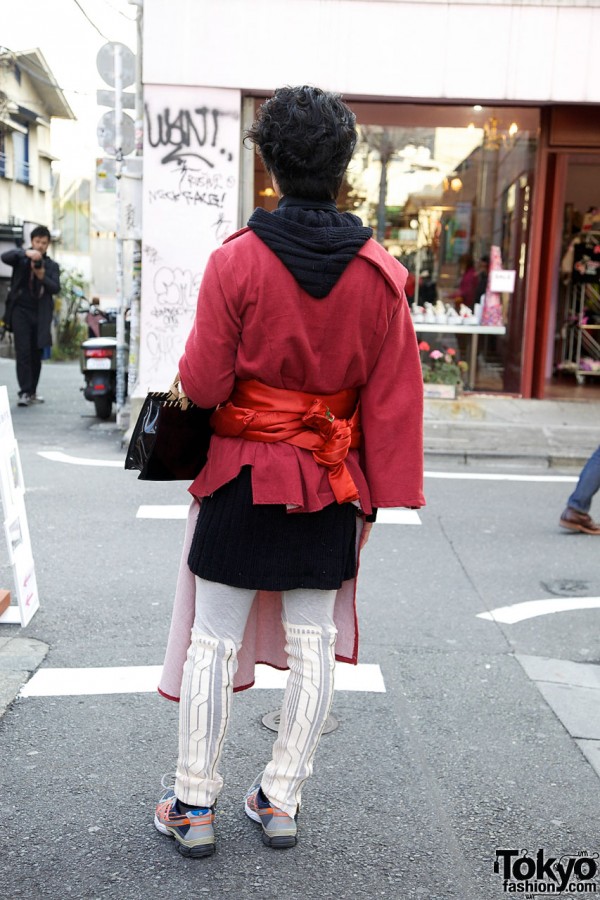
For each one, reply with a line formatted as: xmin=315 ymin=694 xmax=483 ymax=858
xmin=78 ymin=297 xmax=128 ymax=420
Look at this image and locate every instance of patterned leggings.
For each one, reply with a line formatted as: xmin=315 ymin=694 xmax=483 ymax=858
xmin=175 ymin=576 xmax=337 ymax=817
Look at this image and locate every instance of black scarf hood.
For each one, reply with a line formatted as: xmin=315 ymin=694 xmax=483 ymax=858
xmin=247 ymin=197 xmax=372 ymax=299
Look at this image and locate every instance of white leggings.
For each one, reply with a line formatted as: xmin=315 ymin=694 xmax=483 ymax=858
xmin=175 ymin=576 xmax=337 ymax=816
xmin=175 ymin=577 xmax=337 ymax=817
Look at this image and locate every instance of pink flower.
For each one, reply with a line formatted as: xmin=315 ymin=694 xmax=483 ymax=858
xmin=429 ymin=350 xmax=443 ymax=360
xmin=418 ymin=341 xmax=430 ymax=351
xmin=446 ymin=347 xmax=456 ymax=356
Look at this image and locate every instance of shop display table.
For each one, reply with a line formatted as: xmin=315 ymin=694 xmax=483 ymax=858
xmin=413 ymin=323 xmax=506 ymax=388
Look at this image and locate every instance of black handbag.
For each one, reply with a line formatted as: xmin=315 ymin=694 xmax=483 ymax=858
xmin=124 ymin=389 xmax=214 ymax=481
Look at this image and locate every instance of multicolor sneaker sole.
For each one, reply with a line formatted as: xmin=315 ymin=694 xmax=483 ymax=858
xmin=244 ymin=779 xmax=297 ymax=848
xmin=154 ymin=788 xmax=215 ymax=858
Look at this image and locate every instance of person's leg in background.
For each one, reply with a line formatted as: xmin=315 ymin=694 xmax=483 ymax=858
xmin=246 ymin=588 xmax=337 ymax=847
xmin=30 ymin=331 xmax=43 ymax=400
xmin=156 ymin=577 xmax=256 ymax=857
xmin=560 ymin=445 xmax=600 ymax=535
xmin=11 ymin=307 xmax=37 ymax=403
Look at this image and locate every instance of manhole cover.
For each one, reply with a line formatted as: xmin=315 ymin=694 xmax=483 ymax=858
xmin=541 ymin=579 xmax=591 ymax=597
xmin=261 ymin=710 xmax=339 ymax=734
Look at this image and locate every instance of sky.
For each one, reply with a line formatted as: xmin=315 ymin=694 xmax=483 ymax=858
xmin=2 ymin=0 xmax=138 ymax=182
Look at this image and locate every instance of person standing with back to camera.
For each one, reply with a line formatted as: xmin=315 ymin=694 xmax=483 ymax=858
xmin=154 ymin=85 xmax=425 ymax=858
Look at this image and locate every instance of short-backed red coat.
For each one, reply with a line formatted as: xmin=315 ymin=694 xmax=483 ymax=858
xmin=179 ymin=227 xmax=425 ymax=514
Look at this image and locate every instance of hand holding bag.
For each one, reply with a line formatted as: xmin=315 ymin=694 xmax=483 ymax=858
xmin=124 ymin=374 xmax=214 ymax=481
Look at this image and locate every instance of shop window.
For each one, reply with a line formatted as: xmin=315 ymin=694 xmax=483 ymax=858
xmin=251 ymin=101 xmax=539 ymax=393
xmin=553 ymin=155 xmax=600 ymax=389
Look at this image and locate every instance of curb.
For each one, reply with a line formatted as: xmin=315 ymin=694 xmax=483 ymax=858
xmin=0 ymin=636 xmax=49 ymax=719
xmin=424 ymin=449 xmax=589 ymax=468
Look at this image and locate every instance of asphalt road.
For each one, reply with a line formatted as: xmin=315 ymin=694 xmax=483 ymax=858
xmin=1 ymin=358 xmax=599 ymax=900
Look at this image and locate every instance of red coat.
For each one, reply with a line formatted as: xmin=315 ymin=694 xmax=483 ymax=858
xmin=179 ymin=227 xmax=425 ymax=512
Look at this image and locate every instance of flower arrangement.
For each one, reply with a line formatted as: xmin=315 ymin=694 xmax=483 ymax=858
xmin=418 ymin=342 xmax=468 ymax=385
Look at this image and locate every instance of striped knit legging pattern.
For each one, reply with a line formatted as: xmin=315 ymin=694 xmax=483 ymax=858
xmin=175 ymin=577 xmax=337 ymax=814
xmin=175 ymin=631 xmax=238 ymax=808
xmin=261 ymin=624 xmax=337 ymax=817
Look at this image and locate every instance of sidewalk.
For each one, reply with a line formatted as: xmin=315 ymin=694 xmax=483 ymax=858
xmin=424 ymin=394 xmax=599 ymax=468
xmin=0 ymin=635 xmax=48 ymax=717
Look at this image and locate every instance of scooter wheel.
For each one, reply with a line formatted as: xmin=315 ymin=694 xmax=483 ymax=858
xmin=93 ymin=396 xmax=113 ymax=420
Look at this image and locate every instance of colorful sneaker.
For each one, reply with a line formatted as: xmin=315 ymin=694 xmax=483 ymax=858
xmin=244 ymin=777 xmax=298 ymax=848
xmin=154 ymin=788 xmax=215 ymax=858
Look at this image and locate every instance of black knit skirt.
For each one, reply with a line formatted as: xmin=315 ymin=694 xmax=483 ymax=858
xmin=188 ymin=466 xmax=358 ymax=591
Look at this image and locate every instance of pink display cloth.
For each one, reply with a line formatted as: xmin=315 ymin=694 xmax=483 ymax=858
xmin=158 ymin=499 xmax=363 ymax=699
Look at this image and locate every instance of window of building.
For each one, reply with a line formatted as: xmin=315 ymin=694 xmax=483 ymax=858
xmin=60 ymin=178 xmax=91 ymax=253
xmin=0 ymin=132 xmax=5 ymax=178
xmin=13 ymin=129 xmax=30 ymax=184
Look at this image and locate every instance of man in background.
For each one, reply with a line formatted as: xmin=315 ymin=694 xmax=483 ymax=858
xmin=1 ymin=225 xmax=60 ymax=406
xmin=559 ymin=446 xmax=600 ymax=535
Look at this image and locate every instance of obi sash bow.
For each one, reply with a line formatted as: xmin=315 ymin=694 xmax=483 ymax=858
xmin=210 ymin=379 xmax=362 ymax=504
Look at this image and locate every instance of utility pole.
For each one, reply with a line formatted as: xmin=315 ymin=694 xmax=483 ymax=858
xmin=96 ymin=39 xmax=136 ymax=428
xmin=113 ymin=43 xmax=127 ymax=426
xmin=127 ymin=0 xmax=143 ymax=403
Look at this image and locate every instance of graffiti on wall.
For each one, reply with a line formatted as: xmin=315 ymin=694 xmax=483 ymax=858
xmin=140 ymin=86 xmax=241 ymax=391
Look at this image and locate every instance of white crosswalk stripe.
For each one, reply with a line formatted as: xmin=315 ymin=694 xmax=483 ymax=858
xmin=19 ymin=663 xmax=386 ymax=697
xmin=137 ymin=505 xmax=422 ymax=523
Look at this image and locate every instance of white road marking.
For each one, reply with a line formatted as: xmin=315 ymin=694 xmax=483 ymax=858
xmin=19 ymin=663 xmax=385 ymax=697
xmin=425 ymin=471 xmax=577 ymax=483
xmin=477 ymin=597 xmax=600 ymax=624
xmin=137 ymin=505 xmax=188 ymax=519
xmin=38 ymin=451 xmax=122 ymax=467
xmin=37 ymin=451 xmax=578 ymax=485
xmin=376 ymin=509 xmax=421 ymax=525
xmin=137 ymin=505 xmax=422 ymax=523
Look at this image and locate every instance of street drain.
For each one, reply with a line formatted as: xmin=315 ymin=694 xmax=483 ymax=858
xmin=541 ymin=579 xmax=592 ymax=597
xmin=262 ymin=711 xmax=339 ymax=734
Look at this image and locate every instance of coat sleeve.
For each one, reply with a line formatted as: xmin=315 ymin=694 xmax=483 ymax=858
xmin=1 ymin=248 xmax=23 ymax=267
xmin=178 ymin=250 xmax=241 ymax=409
xmin=43 ymin=260 xmax=60 ymax=296
xmin=359 ymin=294 xmax=425 ymax=509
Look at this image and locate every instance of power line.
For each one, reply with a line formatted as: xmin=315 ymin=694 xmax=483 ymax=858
xmin=99 ymin=0 xmax=136 ymax=21
xmin=0 ymin=48 xmax=92 ymax=97
xmin=71 ymin=0 xmax=110 ymax=40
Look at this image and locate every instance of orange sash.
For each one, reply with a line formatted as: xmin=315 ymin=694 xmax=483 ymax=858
xmin=210 ymin=379 xmax=362 ymax=503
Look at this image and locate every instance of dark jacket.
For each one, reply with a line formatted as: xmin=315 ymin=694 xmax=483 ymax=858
xmin=1 ymin=247 xmax=61 ymax=346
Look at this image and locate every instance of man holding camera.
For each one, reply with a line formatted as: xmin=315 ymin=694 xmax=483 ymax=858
xmin=1 ymin=225 xmax=60 ymax=406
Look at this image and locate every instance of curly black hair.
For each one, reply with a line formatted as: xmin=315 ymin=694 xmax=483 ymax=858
xmin=245 ymin=86 xmax=358 ymax=201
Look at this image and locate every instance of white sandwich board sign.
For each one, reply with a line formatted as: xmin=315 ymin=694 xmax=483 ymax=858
xmin=0 ymin=386 xmax=40 ymax=626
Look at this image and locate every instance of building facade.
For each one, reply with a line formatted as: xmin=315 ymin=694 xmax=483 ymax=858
xmin=0 ymin=48 xmax=75 ymax=313
xmin=140 ymin=0 xmax=600 ymax=399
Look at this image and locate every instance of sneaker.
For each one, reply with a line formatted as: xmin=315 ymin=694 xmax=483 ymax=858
xmin=17 ymin=393 xmax=31 ymax=407
xmin=154 ymin=787 xmax=216 ymax=858
xmin=244 ymin=777 xmax=298 ymax=848
xmin=29 ymin=394 xmax=44 ymax=404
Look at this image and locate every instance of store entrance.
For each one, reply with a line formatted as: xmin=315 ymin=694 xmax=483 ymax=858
xmin=550 ymin=154 xmax=600 ymax=398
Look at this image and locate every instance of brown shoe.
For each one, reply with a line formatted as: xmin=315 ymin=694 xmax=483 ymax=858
xmin=559 ymin=507 xmax=600 ymax=535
